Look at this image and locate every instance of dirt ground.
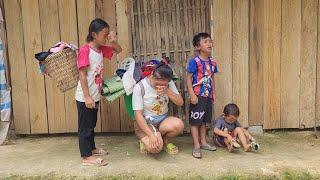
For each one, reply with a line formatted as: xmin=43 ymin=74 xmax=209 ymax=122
xmin=0 ymin=131 xmax=320 ymax=179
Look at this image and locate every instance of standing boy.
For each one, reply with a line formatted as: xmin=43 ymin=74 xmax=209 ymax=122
xmin=186 ymin=33 xmax=218 ymax=159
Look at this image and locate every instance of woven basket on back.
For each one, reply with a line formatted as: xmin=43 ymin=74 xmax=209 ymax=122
xmin=45 ymin=48 xmax=79 ymax=92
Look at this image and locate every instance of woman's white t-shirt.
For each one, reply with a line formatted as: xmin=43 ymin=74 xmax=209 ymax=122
xmin=132 ymin=78 xmax=180 ymax=122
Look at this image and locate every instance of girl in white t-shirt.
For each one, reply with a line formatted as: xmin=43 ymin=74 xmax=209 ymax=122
xmin=76 ymin=18 xmax=121 ymax=166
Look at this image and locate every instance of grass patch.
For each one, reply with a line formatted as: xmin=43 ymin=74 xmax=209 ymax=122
xmin=2 ymin=169 xmax=319 ymax=180
xmin=281 ymin=169 xmax=314 ymax=180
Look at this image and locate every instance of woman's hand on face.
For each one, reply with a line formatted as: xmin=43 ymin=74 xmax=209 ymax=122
xmin=155 ymin=85 xmax=168 ymax=95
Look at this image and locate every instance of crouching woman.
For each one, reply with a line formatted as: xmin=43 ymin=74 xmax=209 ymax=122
xmin=132 ymin=62 xmax=184 ymax=155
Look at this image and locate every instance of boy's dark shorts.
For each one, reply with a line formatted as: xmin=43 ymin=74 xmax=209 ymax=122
xmin=189 ymin=95 xmax=213 ymax=126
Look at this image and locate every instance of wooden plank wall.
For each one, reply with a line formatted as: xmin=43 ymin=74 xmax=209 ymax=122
xmin=3 ymin=0 xmax=320 ymax=134
xmin=3 ymin=0 xmax=124 ymax=134
xmin=130 ymin=0 xmax=211 ymax=131
xmin=213 ymin=0 xmax=319 ymax=129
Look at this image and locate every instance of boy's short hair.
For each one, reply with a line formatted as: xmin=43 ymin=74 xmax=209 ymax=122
xmin=192 ymin=32 xmax=211 ymax=47
xmin=223 ymin=103 xmax=240 ymax=117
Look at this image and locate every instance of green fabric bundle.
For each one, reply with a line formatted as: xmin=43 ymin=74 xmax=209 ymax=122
xmin=102 ymin=76 xmax=126 ymax=102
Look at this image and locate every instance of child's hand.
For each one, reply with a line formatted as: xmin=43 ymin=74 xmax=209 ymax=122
xmin=107 ymin=31 xmax=117 ymax=42
xmin=85 ymin=96 xmax=95 ymax=109
xmin=190 ymin=94 xmax=198 ymax=105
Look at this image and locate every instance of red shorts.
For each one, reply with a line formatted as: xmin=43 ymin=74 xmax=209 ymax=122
xmin=213 ymin=130 xmax=236 ymax=147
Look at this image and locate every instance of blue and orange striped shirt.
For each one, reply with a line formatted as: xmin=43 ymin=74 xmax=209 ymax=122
xmin=186 ymin=56 xmax=218 ymax=99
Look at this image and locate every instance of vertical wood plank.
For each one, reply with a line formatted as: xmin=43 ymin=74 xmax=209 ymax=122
xmin=77 ymin=0 xmax=102 ymax=132
xmin=58 ymin=0 xmax=78 ymax=132
xmin=163 ymin=0 xmax=170 ymax=57
xmin=130 ymin=0 xmax=137 ymax=58
xmin=137 ymin=0 xmax=143 ymax=59
xmin=3 ymin=0 xmax=30 ymax=134
xmin=249 ymin=0 xmax=264 ymax=126
xmin=77 ymin=0 xmax=96 ymax=46
xmin=281 ymin=0 xmax=301 ymax=128
xmin=155 ymin=0 xmax=161 ymax=57
xmin=200 ymin=0 xmax=205 ymax=32
xmin=95 ymin=0 xmax=103 ymax=18
xmin=99 ymin=0 xmax=121 ymax=132
xmin=183 ymin=1 xmax=192 ymax=50
xmin=195 ymin=0 xmax=201 ymax=33
xmin=39 ymin=0 xmax=66 ymax=133
xmin=176 ymin=0 xmax=184 ymax=121
xmin=21 ymin=0 xmax=48 ymax=133
xmin=191 ymin=0 xmax=197 ymax=34
xmin=183 ymin=0 xmax=190 ymax=132
xmin=263 ymin=0 xmax=281 ymax=129
xmin=151 ymin=0 xmax=156 ymax=57
xmin=186 ymin=0 xmax=193 ymax=50
xmin=116 ymin=0 xmax=134 ymax=132
xmin=212 ymin=0 xmax=233 ymax=119
xmin=143 ymin=0 xmax=149 ymax=57
xmin=232 ymin=0 xmax=249 ymax=127
xmin=299 ymin=0 xmax=317 ymax=128
xmin=316 ymin=0 xmax=320 ymax=127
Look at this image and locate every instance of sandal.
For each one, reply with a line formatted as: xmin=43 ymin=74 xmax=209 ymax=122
xmin=139 ymin=141 xmax=148 ymax=154
xmin=200 ymin=144 xmax=217 ymax=151
xmin=82 ymin=158 xmax=108 ymax=166
xmin=192 ymin=148 xmax=202 ymax=159
xmin=164 ymin=143 xmax=179 ymax=155
xmin=250 ymin=139 xmax=260 ymax=151
xmin=92 ymin=148 xmax=108 ymax=156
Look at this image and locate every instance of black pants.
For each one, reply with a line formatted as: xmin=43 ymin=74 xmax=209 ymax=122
xmin=76 ymin=101 xmax=99 ymax=157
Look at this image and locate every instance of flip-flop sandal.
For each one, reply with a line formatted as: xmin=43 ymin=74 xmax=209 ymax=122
xmin=192 ymin=148 xmax=202 ymax=159
xmin=250 ymin=140 xmax=260 ymax=151
xmin=139 ymin=141 xmax=148 ymax=154
xmin=82 ymin=158 xmax=108 ymax=166
xmin=164 ymin=143 xmax=179 ymax=155
xmin=92 ymin=148 xmax=108 ymax=156
xmin=200 ymin=144 xmax=217 ymax=151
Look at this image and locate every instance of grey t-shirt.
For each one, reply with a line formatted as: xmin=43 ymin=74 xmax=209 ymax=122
xmin=214 ymin=116 xmax=241 ymax=132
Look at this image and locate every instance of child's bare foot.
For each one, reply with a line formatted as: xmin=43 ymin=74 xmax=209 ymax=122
xmin=82 ymin=156 xmax=108 ymax=166
xmin=244 ymin=144 xmax=251 ymax=152
xmin=92 ymin=148 xmax=108 ymax=156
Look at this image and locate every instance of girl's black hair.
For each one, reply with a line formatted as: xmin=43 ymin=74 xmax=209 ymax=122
xmin=223 ymin=103 xmax=240 ymax=117
xmin=86 ymin=18 xmax=110 ymax=42
xmin=152 ymin=59 xmax=173 ymax=81
xmin=192 ymin=32 xmax=211 ymax=47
